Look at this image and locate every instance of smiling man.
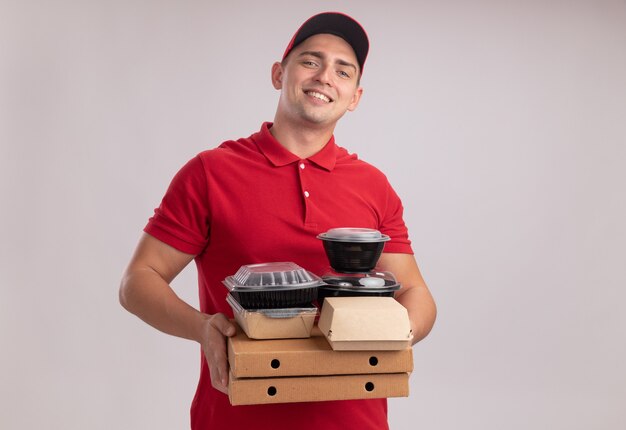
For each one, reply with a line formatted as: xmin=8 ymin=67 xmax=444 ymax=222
xmin=272 ymin=33 xmax=363 ymax=145
xmin=119 ymin=12 xmax=436 ymax=430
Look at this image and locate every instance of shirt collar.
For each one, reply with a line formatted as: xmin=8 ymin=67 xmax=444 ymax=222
xmin=254 ymin=122 xmax=338 ymax=171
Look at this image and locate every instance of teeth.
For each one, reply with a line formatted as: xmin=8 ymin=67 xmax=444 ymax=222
xmin=306 ymin=91 xmax=331 ymax=103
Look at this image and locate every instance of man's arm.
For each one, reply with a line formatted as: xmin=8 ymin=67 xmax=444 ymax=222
xmin=119 ymin=233 xmax=236 ymax=394
xmin=376 ymin=253 xmax=436 ymax=345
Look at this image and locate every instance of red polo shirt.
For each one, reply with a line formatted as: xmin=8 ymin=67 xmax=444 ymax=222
xmin=145 ymin=122 xmax=413 ymax=430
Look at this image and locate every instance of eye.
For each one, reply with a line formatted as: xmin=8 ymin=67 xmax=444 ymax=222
xmin=338 ymin=70 xmax=351 ymax=79
xmin=302 ymin=60 xmax=318 ymax=68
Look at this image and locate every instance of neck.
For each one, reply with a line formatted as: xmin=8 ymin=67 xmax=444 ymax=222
xmin=269 ymin=118 xmax=335 ymax=159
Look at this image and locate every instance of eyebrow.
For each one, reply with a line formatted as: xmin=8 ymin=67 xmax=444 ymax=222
xmin=297 ymin=50 xmax=358 ymax=72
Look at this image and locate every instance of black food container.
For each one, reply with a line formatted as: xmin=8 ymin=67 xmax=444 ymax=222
xmin=318 ymin=270 xmax=401 ymax=302
xmin=317 ymin=228 xmax=390 ymax=273
xmin=223 ymin=262 xmax=322 ymax=309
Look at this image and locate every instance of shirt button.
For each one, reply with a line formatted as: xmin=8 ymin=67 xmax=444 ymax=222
xmin=299 ymin=163 xmax=305 ymax=169
xmin=304 ymin=191 xmax=310 ymax=198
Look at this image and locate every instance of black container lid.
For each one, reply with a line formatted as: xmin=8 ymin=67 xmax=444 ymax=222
xmin=321 ymin=270 xmax=401 ymax=293
xmin=317 ymin=227 xmax=390 ymax=243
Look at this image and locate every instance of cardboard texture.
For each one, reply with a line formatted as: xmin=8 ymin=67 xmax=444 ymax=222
xmin=228 ymin=325 xmax=413 ymax=378
xmin=232 ymin=307 xmax=317 ymax=339
xmin=228 ymin=371 xmax=410 ymax=406
xmin=226 ymin=294 xmax=317 ymax=339
xmin=318 ymin=297 xmax=413 ymax=350
xmin=226 ymin=296 xmax=415 ymax=406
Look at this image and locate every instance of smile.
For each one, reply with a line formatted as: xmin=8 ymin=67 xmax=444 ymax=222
xmin=305 ymin=91 xmax=332 ymax=103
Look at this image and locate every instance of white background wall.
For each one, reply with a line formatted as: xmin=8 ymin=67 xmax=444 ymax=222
xmin=1 ymin=1 xmax=625 ymax=429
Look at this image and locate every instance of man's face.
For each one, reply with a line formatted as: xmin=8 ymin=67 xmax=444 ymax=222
xmin=272 ymin=33 xmax=363 ymax=128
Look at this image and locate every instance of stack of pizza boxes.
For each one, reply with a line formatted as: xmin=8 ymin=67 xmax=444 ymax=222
xmin=225 ymin=228 xmax=414 ymax=406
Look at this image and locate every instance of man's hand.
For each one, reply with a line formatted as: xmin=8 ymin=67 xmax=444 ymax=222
xmin=200 ymin=313 xmax=237 ymax=394
xmin=120 ymin=234 xmax=236 ymax=394
xmin=377 ymin=253 xmax=436 ymax=344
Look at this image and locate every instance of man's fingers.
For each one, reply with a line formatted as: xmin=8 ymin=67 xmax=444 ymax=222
xmin=207 ymin=342 xmax=229 ymax=394
xmin=209 ymin=313 xmax=236 ymax=337
xmin=202 ymin=313 xmax=236 ymax=394
xmin=210 ymin=369 xmax=229 ymax=394
xmin=209 ymin=340 xmax=229 ymax=385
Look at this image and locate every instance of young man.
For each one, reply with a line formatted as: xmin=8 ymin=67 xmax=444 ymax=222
xmin=119 ymin=12 xmax=436 ymax=430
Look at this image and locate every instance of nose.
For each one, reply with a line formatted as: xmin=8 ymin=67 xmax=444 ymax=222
xmin=314 ymin=64 xmax=333 ymax=86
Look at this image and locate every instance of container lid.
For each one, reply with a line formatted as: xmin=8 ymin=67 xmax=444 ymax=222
xmin=317 ymin=227 xmax=391 ymax=243
xmin=223 ymin=262 xmax=323 ymax=291
xmin=226 ymin=294 xmax=318 ymax=318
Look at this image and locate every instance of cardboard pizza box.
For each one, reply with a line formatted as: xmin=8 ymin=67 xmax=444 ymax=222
xmin=228 ymin=371 xmax=410 ymax=406
xmin=228 ymin=324 xmax=413 ymax=378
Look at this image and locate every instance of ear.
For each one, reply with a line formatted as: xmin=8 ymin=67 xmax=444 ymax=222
xmin=346 ymin=86 xmax=364 ymax=112
xmin=271 ymin=62 xmax=284 ymax=90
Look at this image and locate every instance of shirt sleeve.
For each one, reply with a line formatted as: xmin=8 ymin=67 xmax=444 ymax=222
xmin=144 ymin=155 xmax=210 ymax=255
xmin=379 ymin=180 xmax=414 ymax=254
